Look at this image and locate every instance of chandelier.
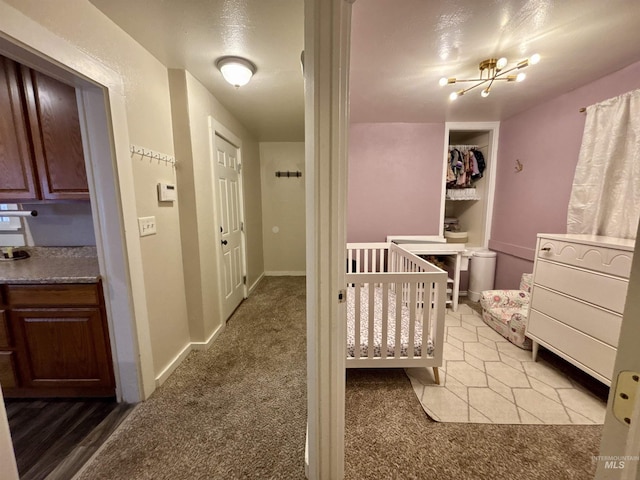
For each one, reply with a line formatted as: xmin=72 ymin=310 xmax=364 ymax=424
xmin=440 ymin=53 xmax=540 ymax=100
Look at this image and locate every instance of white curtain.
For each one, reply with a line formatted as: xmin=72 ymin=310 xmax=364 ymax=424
xmin=567 ymin=89 xmax=640 ymax=239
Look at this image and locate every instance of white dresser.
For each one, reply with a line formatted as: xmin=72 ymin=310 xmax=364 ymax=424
xmin=527 ymin=233 xmax=635 ymax=385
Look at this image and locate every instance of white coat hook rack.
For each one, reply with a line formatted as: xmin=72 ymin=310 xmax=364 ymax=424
xmin=130 ymin=144 xmax=176 ymax=167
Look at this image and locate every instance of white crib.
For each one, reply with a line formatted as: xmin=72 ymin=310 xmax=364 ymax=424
xmin=345 ymin=243 xmax=447 ymax=383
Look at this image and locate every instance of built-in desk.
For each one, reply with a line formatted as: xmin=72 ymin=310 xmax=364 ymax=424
xmin=387 ymin=236 xmax=466 ymax=311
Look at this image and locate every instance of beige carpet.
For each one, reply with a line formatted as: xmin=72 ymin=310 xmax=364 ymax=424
xmin=73 ymin=276 xmax=601 ymax=479
xmin=346 ymin=369 xmax=602 ymax=480
xmin=76 ymin=276 xmax=308 ymax=480
xmin=407 ymin=303 xmax=609 ymax=424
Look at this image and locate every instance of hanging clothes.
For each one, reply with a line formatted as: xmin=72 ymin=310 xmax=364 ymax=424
xmin=470 ymin=148 xmax=486 ymax=179
xmin=447 ymin=145 xmax=486 ymax=187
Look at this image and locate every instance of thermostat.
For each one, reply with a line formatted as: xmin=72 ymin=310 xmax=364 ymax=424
xmin=157 ymin=182 xmax=177 ymax=202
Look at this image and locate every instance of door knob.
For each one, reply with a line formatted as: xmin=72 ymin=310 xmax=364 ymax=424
xmin=221 ymin=240 xmax=228 ymax=245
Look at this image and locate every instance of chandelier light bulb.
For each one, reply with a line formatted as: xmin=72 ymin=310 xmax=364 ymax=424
xmin=481 ymin=87 xmax=491 ymax=98
xmin=516 ymin=72 xmax=526 ymax=82
xmin=529 ymin=53 xmax=541 ymax=65
xmin=449 ymin=91 xmax=459 ymax=101
xmin=496 ymin=57 xmax=508 ymax=70
xmin=439 ymin=77 xmax=449 ymax=87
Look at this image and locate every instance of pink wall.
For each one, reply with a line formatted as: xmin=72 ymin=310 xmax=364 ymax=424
xmin=490 ymin=60 xmax=640 ymax=288
xmin=348 ymin=123 xmax=445 ymax=242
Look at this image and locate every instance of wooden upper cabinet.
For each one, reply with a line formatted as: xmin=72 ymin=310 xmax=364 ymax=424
xmin=0 ymin=57 xmax=39 ymax=201
xmin=22 ymin=67 xmax=89 ymax=200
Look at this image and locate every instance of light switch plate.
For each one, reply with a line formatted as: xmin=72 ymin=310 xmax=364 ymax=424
xmin=138 ymin=216 xmax=157 ymax=236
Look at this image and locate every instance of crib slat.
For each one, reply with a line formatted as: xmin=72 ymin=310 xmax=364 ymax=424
xmin=354 ymin=283 xmax=361 ymax=359
xmin=372 ymin=249 xmax=377 ymax=273
xmin=368 ymin=282 xmax=375 ymax=358
xmin=395 ymin=282 xmax=402 ymax=359
xmin=424 ymin=281 xmax=433 ymax=358
xmin=381 ymin=282 xmax=389 ymax=359
xmin=355 ymin=249 xmax=361 ymax=273
xmin=408 ymin=283 xmax=416 ymax=359
xmin=364 ymin=249 xmax=369 ymax=274
xmin=347 ymin=248 xmax=353 ymax=272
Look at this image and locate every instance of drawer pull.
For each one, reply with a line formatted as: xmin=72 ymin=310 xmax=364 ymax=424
xmin=540 ymin=247 xmax=551 ymax=252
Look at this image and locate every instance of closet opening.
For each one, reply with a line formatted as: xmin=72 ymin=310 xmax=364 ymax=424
xmin=442 ymin=122 xmax=499 ymax=249
xmin=441 ymin=122 xmax=500 ymax=295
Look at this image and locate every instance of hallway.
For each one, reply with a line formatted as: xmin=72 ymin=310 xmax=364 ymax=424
xmin=76 ymin=276 xmax=307 ymax=479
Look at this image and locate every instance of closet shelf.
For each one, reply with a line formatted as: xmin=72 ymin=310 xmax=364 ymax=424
xmin=446 ymin=188 xmax=481 ymax=201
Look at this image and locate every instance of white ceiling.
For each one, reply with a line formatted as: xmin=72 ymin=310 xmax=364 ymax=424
xmin=90 ymin=0 xmax=640 ymax=141
xmin=350 ymin=0 xmax=640 ymax=123
xmin=89 ymin=0 xmax=305 ymax=142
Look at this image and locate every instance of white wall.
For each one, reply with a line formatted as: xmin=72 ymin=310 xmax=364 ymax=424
xmin=260 ymin=142 xmax=306 ymax=274
xmin=169 ymin=69 xmax=265 ymax=343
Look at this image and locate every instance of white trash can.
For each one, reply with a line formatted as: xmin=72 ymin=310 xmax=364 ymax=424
xmin=468 ymin=250 xmax=497 ymax=302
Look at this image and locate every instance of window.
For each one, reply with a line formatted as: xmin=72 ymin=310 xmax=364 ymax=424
xmin=0 ymin=204 xmax=22 ymax=231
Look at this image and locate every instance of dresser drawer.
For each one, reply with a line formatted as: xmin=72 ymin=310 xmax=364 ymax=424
xmin=0 ymin=310 xmax=9 ymax=348
xmin=530 ymin=286 xmax=622 ymax=347
xmin=527 ymin=310 xmax=616 ymax=381
xmin=6 ymin=284 xmax=100 ymax=307
xmin=534 ymin=260 xmax=629 ymax=314
xmin=537 ymin=238 xmax=632 ymax=278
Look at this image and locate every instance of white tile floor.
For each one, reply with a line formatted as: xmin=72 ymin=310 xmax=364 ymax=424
xmin=407 ymin=304 xmax=607 ymax=424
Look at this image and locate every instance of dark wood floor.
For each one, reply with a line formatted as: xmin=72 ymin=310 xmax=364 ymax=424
xmin=5 ymin=398 xmax=132 ymax=480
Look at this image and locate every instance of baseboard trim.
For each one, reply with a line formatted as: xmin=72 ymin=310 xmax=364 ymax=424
xmin=264 ymin=271 xmax=306 ymax=276
xmin=155 ymin=323 xmax=225 ymax=386
xmin=191 ymin=323 xmax=224 ymax=351
xmin=155 ymin=342 xmax=192 ymax=387
xmin=248 ymin=272 xmax=265 ymax=294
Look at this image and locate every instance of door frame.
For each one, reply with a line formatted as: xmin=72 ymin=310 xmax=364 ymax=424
xmin=304 ymin=0 xmax=353 ymax=478
xmin=209 ymin=116 xmax=249 ymax=322
xmin=0 ymin=4 xmax=155 ymax=403
xmin=0 ymin=6 xmax=157 ymax=474
xmin=596 ymin=223 xmax=640 ymax=479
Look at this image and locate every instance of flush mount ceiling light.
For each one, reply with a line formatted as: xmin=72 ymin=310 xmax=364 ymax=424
xmin=216 ymin=56 xmax=256 ymax=87
xmin=440 ymin=53 xmax=540 ymax=100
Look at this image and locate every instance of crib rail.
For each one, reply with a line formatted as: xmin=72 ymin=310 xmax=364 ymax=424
xmin=345 ymin=243 xmax=447 ymax=368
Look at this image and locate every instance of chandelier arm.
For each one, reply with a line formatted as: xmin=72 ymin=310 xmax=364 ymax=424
xmin=485 ymin=76 xmax=497 ymax=92
xmin=494 ymin=65 xmax=520 ymax=78
xmin=453 ymin=78 xmax=492 ymax=83
xmin=459 ymin=78 xmax=491 ymax=95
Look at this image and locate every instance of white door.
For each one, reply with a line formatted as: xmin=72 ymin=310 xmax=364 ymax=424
xmin=214 ymin=133 xmax=245 ymax=321
xmin=597 ymin=226 xmax=640 ymax=479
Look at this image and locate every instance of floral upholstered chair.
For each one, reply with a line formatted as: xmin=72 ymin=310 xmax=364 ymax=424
xmin=479 ymin=274 xmax=533 ymax=350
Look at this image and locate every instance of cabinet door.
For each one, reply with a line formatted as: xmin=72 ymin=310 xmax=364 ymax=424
xmin=0 ymin=352 xmax=18 ymax=388
xmin=11 ymin=308 xmax=115 ymax=395
xmin=22 ymin=67 xmax=89 ymax=200
xmin=0 ymin=57 xmax=39 ymax=201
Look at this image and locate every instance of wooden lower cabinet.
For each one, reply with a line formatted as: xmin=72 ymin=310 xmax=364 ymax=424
xmin=0 ymin=282 xmax=115 ymax=398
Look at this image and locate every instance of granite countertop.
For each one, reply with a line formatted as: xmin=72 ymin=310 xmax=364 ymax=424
xmin=0 ymin=247 xmax=100 ymax=284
